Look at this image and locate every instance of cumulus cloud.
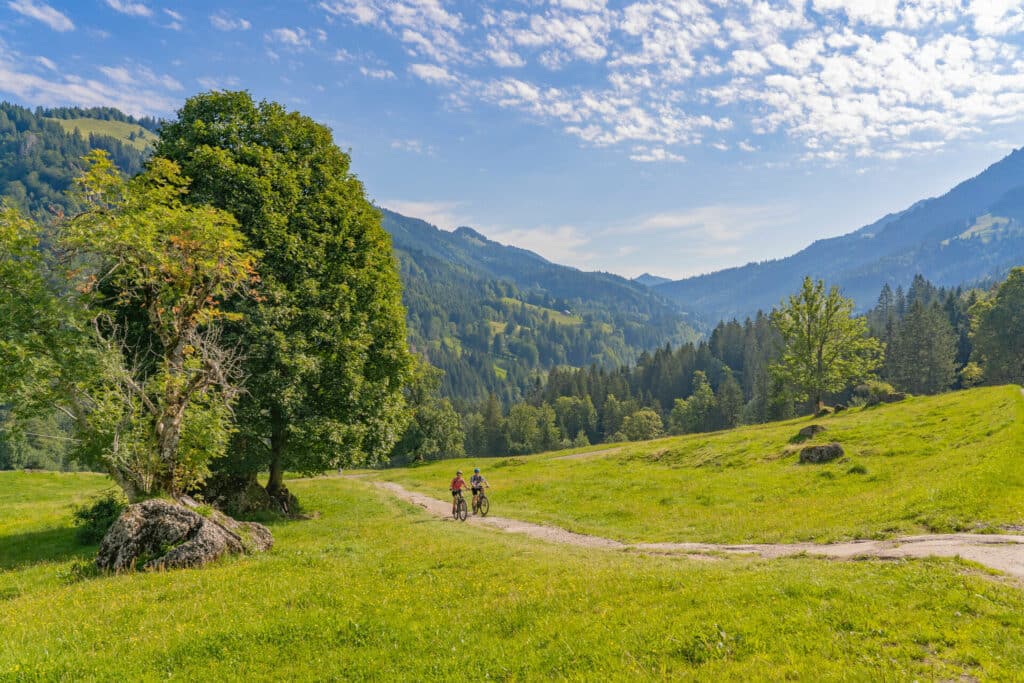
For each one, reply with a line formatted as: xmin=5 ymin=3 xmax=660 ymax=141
xmin=391 ymin=138 xmax=435 ymax=154
xmin=210 ymin=13 xmax=250 ymax=31
xmin=409 ymin=62 xmax=457 ymax=84
xmin=0 ymin=44 xmax=176 ymax=116
xmin=265 ymin=27 xmax=311 ymax=48
xmin=361 ymin=66 xmax=396 ymax=79
xmin=104 ymin=0 xmax=151 ymax=17
xmin=381 ymin=200 xmax=464 ymax=231
xmin=326 ymin=0 xmax=1024 ymax=163
xmin=197 ymin=75 xmax=241 ymax=90
xmin=99 ymin=64 xmax=182 ymax=91
xmin=7 ymin=0 xmax=73 ymax=32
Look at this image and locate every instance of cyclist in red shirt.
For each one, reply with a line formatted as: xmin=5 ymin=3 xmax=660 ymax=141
xmin=450 ymin=470 xmax=468 ymax=515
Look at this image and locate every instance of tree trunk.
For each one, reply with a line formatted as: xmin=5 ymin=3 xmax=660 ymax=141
xmin=265 ymin=407 xmax=286 ymax=497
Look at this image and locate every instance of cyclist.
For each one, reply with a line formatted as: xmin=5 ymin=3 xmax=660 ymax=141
xmin=470 ymin=467 xmax=489 ymax=514
xmin=450 ymin=470 xmax=468 ymax=516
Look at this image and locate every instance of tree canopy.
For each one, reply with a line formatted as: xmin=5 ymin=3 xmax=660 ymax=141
xmin=771 ymin=277 xmax=882 ymax=410
xmin=155 ymin=92 xmax=413 ymax=502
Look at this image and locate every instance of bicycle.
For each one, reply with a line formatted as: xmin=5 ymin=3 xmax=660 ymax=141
xmin=452 ymin=489 xmax=468 ymax=521
xmin=473 ymin=488 xmax=490 ymax=517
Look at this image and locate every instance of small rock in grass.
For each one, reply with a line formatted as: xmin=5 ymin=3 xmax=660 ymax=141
xmin=794 ymin=424 xmax=827 ymax=442
xmin=799 ymin=442 xmax=844 ymax=464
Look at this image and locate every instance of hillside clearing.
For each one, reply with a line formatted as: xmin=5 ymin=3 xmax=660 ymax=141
xmin=46 ymin=117 xmax=155 ymax=151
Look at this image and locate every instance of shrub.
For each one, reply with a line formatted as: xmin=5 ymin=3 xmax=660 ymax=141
xmin=72 ymin=490 xmax=128 ymax=544
xmin=855 ymin=380 xmax=897 ymax=405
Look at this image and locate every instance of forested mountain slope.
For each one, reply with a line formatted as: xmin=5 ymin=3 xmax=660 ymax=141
xmin=383 ymin=209 xmax=698 ymax=405
xmin=0 ymin=102 xmax=152 ymax=216
xmin=655 ymin=147 xmax=1024 ymax=320
xmin=0 ymin=103 xmax=698 ymax=408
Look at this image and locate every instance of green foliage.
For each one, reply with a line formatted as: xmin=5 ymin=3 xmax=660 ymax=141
xmin=155 ymin=92 xmax=413 ymax=495
xmin=885 ymin=299 xmax=957 ymax=394
xmin=772 ymin=277 xmax=883 ymax=409
xmin=389 ymin=358 xmax=464 ymax=463
xmin=56 ymin=152 xmax=258 ymax=499
xmin=621 ymin=408 xmax=663 ymax=441
xmin=71 ymin=489 xmax=127 ymax=544
xmin=971 ymin=267 xmax=1024 ymax=385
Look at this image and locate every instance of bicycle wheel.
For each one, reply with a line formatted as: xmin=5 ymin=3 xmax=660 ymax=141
xmin=478 ymin=495 xmax=489 ymax=517
xmin=457 ymin=497 xmax=468 ymax=522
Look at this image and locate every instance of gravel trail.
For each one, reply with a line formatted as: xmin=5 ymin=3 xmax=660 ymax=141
xmin=374 ymin=481 xmax=1024 ymax=577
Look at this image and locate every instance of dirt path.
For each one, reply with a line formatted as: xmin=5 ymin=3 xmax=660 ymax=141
xmin=374 ymin=481 xmax=1024 ymax=578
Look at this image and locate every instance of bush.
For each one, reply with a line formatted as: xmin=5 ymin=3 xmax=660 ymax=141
xmin=72 ymin=490 xmax=128 ymax=544
xmin=855 ymin=380 xmax=897 ymax=405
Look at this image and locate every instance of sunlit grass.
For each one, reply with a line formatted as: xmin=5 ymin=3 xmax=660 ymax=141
xmin=373 ymin=386 xmax=1024 ymax=543
xmin=3 ymin=473 xmax=1024 ymax=679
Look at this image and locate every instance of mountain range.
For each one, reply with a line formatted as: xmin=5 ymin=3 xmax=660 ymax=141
xmin=647 ymin=148 xmax=1024 ymax=320
xmin=3 ymin=100 xmax=1024 ymax=406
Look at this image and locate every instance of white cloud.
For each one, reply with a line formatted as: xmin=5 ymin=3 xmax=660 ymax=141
xmin=630 ymin=146 xmax=685 ymax=162
xmin=326 ymin=0 xmax=1024 ymax=163
xmin=104 ymin=0 xmax=151 ymax=17
xmin=391 ymin=138 xmax=435 ymax=154
xmin=7 ymin=0 xmax=73 ymax=31
xmin=486 ymin=224 xmax=596 ymax=267
xmin=409 ymin=62 xmax=456 ymax=84
xmin=197 ymin=75 xmax=241 ymax=90
xmin=361 ymin=66 xmax=396 ymax=79
xmin=99 ymin=64 xmax=182 ymax=91
xmin=163 ymin=7 xmax=182 ymax=30
xmin=616 ymin=204 xmax=798 ymax=242
xmin=210 ymin=13 xmax=250 ymax=31
xmin=382 ymin=200 xmax=465 ymax=231
xmin=0 ymin=46 xmax=176 ymax=116
xmin=34 ymin=55 xmax=56 ymax=71
xmin=265 ymin=27 xmax=311 ymax=48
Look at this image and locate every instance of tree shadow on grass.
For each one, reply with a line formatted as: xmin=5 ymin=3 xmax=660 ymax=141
xmin=0 ymin=526 xmax=94 ymax=571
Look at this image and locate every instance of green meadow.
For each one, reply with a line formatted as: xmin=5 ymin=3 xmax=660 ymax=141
xmin=45 ymin=117 xmax=155 ymax=151
xmin=3 ymin=386 xmax=1024 ymax=680
xmin=370 ymin=386 xmax=1024 ymax=543
xmin=4 ymin=471 xmax=1024 ymax=680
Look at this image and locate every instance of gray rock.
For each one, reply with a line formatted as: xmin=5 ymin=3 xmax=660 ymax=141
xmin=795 ymin=424 xmax=827 ymax=441
xmin=799 ymin=442 xmax=844 ymax=464
xmin=96 ymin=496 xmax=272 ymax=572
xmin=865 ymin=392 xmax=909 ymax=407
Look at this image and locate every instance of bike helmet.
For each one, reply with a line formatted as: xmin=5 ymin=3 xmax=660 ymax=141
xmin=456 ymin=470 xmax=462 ymax=475
xmin=474 ymin=468 xmax=480 ymax=473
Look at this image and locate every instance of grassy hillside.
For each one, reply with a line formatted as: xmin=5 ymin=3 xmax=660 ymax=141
xmin=46 ymin=117 xmax=156 ymax=151
xmin=4 ymin=472 xmax=1024 ymax=679
xmin=373 ymin=386 xmax=1024 ymax=543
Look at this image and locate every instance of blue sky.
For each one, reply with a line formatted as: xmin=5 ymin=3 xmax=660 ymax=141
xmin=3 ymin=0 xmax=1024 ymax=279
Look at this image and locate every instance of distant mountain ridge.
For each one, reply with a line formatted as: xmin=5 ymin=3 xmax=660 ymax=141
xmin=653 ymin=147 xmax=1024 ymax=320
xmin=382 ymin=209 xmax=698 ymax=404
xmin=634 ymin=273 xmax=672 ymax=287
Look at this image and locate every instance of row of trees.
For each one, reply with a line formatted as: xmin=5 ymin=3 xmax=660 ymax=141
xmin=422 ymin=271 xmax=1024 ymax=460
xmin=1 ymin=93 xmax=414 ymax=509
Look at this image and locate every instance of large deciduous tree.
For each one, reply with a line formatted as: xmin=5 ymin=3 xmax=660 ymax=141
xmin=971 ymin=267 xmax=1024 ymax=385
xmin=771 ymin=277 xmax=882 ymax=411
xmin=155 ymin=92 xmax=412 ymax=505
xmin=1 ymin=152 xmax=257 ymax=500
